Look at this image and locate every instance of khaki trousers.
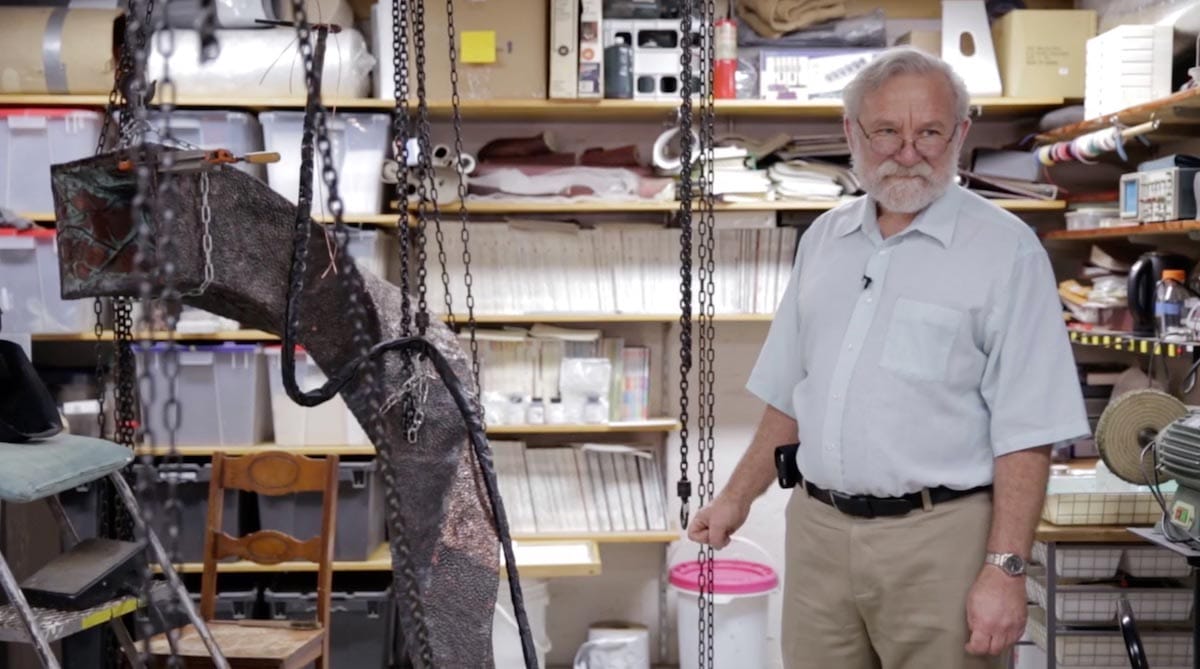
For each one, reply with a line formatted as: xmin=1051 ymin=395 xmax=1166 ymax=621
xmin=782 ymin=487 xmax=1008 ymax=669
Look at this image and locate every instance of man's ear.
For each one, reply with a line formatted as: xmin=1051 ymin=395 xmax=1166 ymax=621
xmin=843 ymin=116 xmax=853 ymax=144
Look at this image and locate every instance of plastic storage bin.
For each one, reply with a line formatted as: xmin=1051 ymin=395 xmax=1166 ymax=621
xmin=259 ymin=111 xmax=389 ymax=215
xmin=347 ymin=228 xmax=387 ymax=278
xmin=264 ymin=346 xmax=368 ymax=447
xmin=1032 ymin=541 xmax=1122 ymax=579
xmin=135 ymin=343 xmax=271 ymax=446
xmin=148 ymin=109 xmax=266 ymax=180
xmin=0 ymin=228 xmax=93 ymax=334
xmin=1027 ymin=605 xmax=1192 ymax=666
xmin=0 ymin=108 xmax=103 ymax=213
xmin=1120 ymin=546 xmax=1192 ymax=578
xmin=1027 ymin=567 xmax=1192 ymax=624
xmin=264 ymin=588 xmax=390 ymax=667
xmin=58 ymin=480 xmax=100 ymax=544
xmin=257 ymin=460 xmax=384 ymax=561
xmin=131 ymin=463 xmax=239 ymax=563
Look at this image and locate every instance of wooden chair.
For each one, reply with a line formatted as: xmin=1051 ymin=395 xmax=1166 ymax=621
xmin=145 ymin=450 xmax=340 ymax=668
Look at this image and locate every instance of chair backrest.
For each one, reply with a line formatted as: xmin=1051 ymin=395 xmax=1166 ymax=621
xmin=199 ymin=450 xmax=339 ymax=635
xmin=1117 ymin=597 xmax=1150 ymax=669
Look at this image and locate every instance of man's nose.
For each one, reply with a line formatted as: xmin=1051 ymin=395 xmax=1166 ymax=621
xmin=893 ymin=140 xmax=923 ymax=167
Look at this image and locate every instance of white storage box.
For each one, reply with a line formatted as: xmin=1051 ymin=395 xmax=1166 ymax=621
xmin=1085 ymin=24 xmax=1173 ymax=119
xmin=0 ymin=228 xmax=92 ymax=333
xmin=1033 ymin=542 xmax=1122 ymax=579
xmin=135 ymin=343 xmax=271 ymax=446
xmin=0 ymin=108 xmax=103 ymax=213
xmin=1027 ymin=606 xmax=1191 ymax=667
xmin=1121 ymin=546 xmax=1192 ymax=579
xmin=259 ymin=111 xmax=389 ymax=216
xmin=264 ymin=346 xmax=370 ymax=447
xmin=1027 ymin=568 xmax=1192 ymax=624
xmin=148 ymin=110 xmax=266 ymax=181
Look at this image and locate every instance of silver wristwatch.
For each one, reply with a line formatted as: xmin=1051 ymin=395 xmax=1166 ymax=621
xmin=984 ymin=552 xmax=1027 ymax=576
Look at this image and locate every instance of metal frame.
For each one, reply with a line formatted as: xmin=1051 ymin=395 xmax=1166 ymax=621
xmin=0 ymin=472 xmax=230 ymax=669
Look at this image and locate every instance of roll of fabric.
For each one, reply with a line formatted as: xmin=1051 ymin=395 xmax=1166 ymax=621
xmin=147 ymin=26 xmax=374 ymax=98
xmin=164 ymin=0 xmax=277 ymax=29
xmin=0 ymin=7 xmax=120 ymax=94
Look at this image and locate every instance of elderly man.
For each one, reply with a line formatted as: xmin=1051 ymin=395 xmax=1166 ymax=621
xmin=687 ymin=47 xmax=1088 ymax=668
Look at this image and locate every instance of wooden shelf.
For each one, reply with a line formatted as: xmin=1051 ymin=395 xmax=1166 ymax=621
xmin=486 ymin=418 xmax=679 ymax=435
xmin=22 ymin=198 xmax=1060 ymax=230
xmin=1067 ymin=329 xmax=1195 ymax=358
xmin=1043 ymin=219 xmax=1200 ymax=241
xmin=171 ymin=539 xmax=602 ymax=577
xmin=135 ymin=421 xmax=680 ymax=455
xmin=463 ymin=313 xmax=774 ymax=324
xmin=512 ymin=531 xmax=679 ymax=543
xmin=0 ymin=95 xmax=1065 ymax=120
xmin=1036 ymin=87 xmax=1200 ymax=143
xmin=33 ymin=330 xmax=277 ymax=343
xmin=1035 ymin=521 xmax=1145 ymax=544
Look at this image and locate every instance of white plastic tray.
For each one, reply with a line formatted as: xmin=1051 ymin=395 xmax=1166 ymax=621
xmin=1027 ymin=569 xmax=1192 ymax=624
xmin=1027 ymin=606 xmax=1192 ymax=667
xmin=1033 ymin=542 xmax=1122 ymax=579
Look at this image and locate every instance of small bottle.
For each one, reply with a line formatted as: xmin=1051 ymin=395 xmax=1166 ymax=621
xmin=504 ymin=394 xmax=525 ymax=425
xmin=583 ymin=394 xmax=606 ymax=424
xmin=525 ymin=397 xmax=545 ymax=424
xmin=546 ymin=397 xmax=566 ymax=424
xmin=1156 ymin=269 xmax=1191 ymax=340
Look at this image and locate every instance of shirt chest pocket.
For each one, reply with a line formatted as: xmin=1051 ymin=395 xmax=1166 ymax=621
xmin=879 ymin=297 xmax=963 ymax=382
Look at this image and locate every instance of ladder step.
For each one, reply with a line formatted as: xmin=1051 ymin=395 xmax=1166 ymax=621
xmin=0 ymin=581 xmax=169 ymax=643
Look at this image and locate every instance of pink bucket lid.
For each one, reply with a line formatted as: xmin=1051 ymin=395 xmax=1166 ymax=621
xmin=669 ymin=559 xmax=778 ymax=595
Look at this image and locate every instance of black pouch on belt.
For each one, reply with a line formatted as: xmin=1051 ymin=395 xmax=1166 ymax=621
xmin=774 ymin=442 xmax=801 ymax=489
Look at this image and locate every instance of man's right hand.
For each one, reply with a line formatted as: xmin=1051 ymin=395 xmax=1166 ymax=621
xmin=686 ymin=494 xmax=751 ymax=549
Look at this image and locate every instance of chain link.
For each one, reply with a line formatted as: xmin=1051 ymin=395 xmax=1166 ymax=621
xmin=442 ymin=0 xmax=481 ymax=394
xmin=288 ymin=6 xmax=434 ymax=664
xmin=675 ymin=0 xmax=695 ymax=534
xmin=697 ymin=1 xmax=718 ymax=665
xmin=183 ymin=172 xmax=215 ymax=297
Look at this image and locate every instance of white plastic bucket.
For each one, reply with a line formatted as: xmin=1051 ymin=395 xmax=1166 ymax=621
xmin=493 ymin=578 xmax=551 ymax=669
xmin=668 ymin=536 xmax=779 ymax=669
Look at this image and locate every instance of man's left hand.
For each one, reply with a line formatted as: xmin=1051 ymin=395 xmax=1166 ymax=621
xmin=965 ymin=565 xmax=1027 ymax=656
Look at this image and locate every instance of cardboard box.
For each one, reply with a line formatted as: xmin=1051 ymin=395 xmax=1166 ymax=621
xmin=895 ymin=30 xmax=940 ymax=57
xmin=0 ymin=8 xmax=119 ymax=94
xmin=991 ymin=9 xmax=1096 ymax=98
xmin=372 ymin=0 xmax=547 ymax=101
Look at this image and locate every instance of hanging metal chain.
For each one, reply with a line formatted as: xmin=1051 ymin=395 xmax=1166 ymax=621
xmin=389 ymin=0 xmax=428 ymax=445
xmin=696 ymin=0 xmax=718 ymax=665
xmin=411 ymin=0 xmax=433 ymax=332
xmin=183 ymin=172 xmax=216 ymax=297
xmin=675 ymin=0 xmax=696 ymax=534
xmin=151 ymin=1 xmax=188 ymax=644
xmin=442 ymin=0 xmax=481 ymax=393
xmin=288 ymin=8 xmax=435 ymax=665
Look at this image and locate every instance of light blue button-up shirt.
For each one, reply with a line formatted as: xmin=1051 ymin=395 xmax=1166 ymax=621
xmin=746 ymin=184 xmax=1089 ymax=498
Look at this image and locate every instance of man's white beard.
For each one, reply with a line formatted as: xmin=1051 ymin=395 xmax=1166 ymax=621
xmin=851 ymin=142 xmax=959 ymax=214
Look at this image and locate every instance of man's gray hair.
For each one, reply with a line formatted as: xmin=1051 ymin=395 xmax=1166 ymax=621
xmin=842 ymin=47 xmax=971 ymax=123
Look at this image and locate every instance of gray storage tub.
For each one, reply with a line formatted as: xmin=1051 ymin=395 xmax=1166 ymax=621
xmin=256 ymin=460 xmax=384 ymax=561
xmin=264 ymin=588 xmax=390 ymax=667
xmin=131 ymin=463 xmax=239 ymax=563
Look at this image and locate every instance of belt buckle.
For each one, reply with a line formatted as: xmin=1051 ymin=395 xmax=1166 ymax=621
xmin=830 ymin=491 xmax=872 ymax=518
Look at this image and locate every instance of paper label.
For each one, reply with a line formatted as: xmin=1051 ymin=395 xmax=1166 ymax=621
xmin=461 ymin=31 xmax=496 ymax=64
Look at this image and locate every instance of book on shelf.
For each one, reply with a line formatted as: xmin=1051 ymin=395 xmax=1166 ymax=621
xmin=424 ymin=221 xmax=796 ymax=315
xmin=491 ymin=442 xmax=669 ymax=533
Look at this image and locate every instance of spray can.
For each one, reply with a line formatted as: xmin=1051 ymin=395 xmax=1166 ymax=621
xmin=715 ymin=18 xmax=737 ymax=99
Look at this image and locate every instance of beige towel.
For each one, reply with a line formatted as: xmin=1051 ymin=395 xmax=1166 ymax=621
xmin=737 ymin=0 xmax=846 ymax=39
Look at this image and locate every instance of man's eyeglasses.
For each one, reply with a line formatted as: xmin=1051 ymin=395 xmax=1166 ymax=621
xmin=856 ymin=119 xmax=958 ymax=158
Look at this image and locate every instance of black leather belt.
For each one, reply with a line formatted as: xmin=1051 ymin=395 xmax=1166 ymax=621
xmin=803 ymin=479 xmax=992 ymax=519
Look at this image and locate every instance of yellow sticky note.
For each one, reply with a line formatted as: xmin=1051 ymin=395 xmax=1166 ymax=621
xmin=461 ymin=31 xmax=496 ymax=64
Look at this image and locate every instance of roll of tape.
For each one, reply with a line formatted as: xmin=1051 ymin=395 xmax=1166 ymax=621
xmin=432 ymin=144 xmax=453 ymax=167
xmin=458 ymin=152 xmax=477 ymax=175
xmin=42 ymin=7 xmax=70 ymax=94
xmin=653 ymin=126 xmax=701 ymax=173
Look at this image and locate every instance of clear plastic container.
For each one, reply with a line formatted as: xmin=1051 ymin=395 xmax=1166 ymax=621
xmin=258 ymin=111 xmax=389 ymax=215
xmin=0 ymin=108 xmax=103 ymax=213
xmin=0 ymin=228 xmax=93 ymax=333
xmin=1156 ymin=269 xmax=1192 ymax=340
